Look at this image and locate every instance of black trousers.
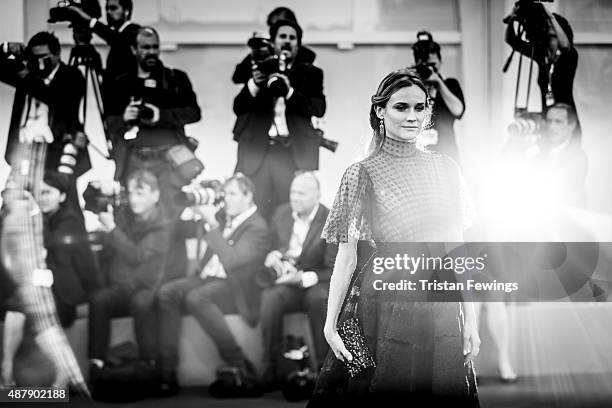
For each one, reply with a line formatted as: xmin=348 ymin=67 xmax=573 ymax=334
xmin=244 ymin=143 xmax=297 ymax=221
xmin=157 ymin=276 xmax=245 ymax=380
xmin=88 ymin=285 xmax=157 ymax=361
xmin=260 ymin=282 xmax=329 ymax=372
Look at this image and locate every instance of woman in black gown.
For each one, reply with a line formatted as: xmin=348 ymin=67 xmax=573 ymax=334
xmin=308 ymin=69 xmax=480 ymax=407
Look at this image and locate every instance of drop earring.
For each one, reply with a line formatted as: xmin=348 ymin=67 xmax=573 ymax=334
xmin=379 ymin=119 xmax=384 ymax=136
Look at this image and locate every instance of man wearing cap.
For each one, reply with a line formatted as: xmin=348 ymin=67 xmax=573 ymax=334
xmin=232 ymin=19 xmax=326 ymax=220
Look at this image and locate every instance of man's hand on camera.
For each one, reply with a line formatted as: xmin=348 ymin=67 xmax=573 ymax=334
xmin=194 ymin=204 xmax=219 ymax=229
xmin=269 ymin=73 xmax=292 ymax=96
xmin=275 ymin=263 xmax=302 ymax=286
xmin=251 ymin=63 xmax=267 ymax=87
xmin=67 ymin=5 xmax=91 ymax=23
xmin=123 ymin=103 xmax=140 ymax=123
xmin=2 ymin=42 xmax=29 ymax=78
xmin=264 ymin=250 xmax=283 ymax=269
xmin=140 ymin=103 xmax=160 ymax=125
xmin=99 ymin=205 xmax=116 ymax=233
xmin=2 ymin=42 xmax=25 ymax=57
xmin=427 ymin=70 xmax=442 ymax=85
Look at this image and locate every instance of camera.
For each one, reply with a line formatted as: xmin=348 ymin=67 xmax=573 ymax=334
xmin=127 ymin=98 xmax=155 ymax=125
xmin=58 ymin=132 xmax=88 ymax=175
xmin=247 ymin=33 xmax=279 ymax=77
xmin=247 ymin=33 xmax=290 ymax=97
xmin=49 ymin=0 xmax=101 ymax=25
xmin=175 ymin=180 xmax=224 ymax=207
xmin=0 ymin=42 xmax=27 ymax=73
xmin=255 ymin=254 xmax=297 ymax=287
xmin=411 ymin=31 xmax=438 ymax=81
xmin=503 ymin=0 xmax=554 ymax=45
xmin=135 ymin=102 xmax=155 ymax=122
xmin=83 ymin=180 xmax=124 ymax=214
xmin=266 ymin=47 xmax=291 ymax=97
xmin=508 ymin=109 xmax=544 ymax=136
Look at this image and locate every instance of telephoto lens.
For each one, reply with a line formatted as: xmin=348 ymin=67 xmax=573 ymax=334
xmin=57 ymin=142 xmax=78 ymax=175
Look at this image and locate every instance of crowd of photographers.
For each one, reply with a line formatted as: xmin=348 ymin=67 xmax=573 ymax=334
xmin=0 ymin=0 xmax=586 ymax=401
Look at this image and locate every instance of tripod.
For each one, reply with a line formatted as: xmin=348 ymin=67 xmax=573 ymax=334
xmin=503 ymin=24 xmax=537 ymax=115
xmin=68 ymin=42 xmax=112 ymax=159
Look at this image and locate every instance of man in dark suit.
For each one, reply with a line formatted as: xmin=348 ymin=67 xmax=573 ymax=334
xmin=68 ymin=0 xmax=141 ymax=102
xmin=259 ymin=172 xmax=337 ymax=388
xmin=0 ymin=32 xmax=90 ymax=214
xmin=156 ymin=174 xmax=269 ymax=397
xmin=233 ymin=19 xmax=326 ymax=220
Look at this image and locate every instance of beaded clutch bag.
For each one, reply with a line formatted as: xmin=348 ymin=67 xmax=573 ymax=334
xmin=337 ymin=316 xmax=376 ymax=378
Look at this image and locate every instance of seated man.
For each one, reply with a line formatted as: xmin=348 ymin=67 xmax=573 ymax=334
xmin=260 ymin=171 xmax=337 ymax=389
xmin=88 ymin=170 xmax=171 ymax=375
xmin=157 ymin=174 xmax=269 ymax=397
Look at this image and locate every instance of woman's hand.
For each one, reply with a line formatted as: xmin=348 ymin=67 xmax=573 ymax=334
xmin=462 ymin=318 xmax=481 ymax=364
xmin=324 ymin=325 xmax=353 ymax=363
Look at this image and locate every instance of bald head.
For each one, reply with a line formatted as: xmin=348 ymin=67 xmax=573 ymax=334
xmin=132 ymin=26 xmax=160 ymax=72
xmin=290 ymin=172 xmax=320 ymax=218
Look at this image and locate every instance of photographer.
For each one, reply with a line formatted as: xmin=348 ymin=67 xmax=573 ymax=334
xmin=104 ymin=26 xmax=201 ymax=220
xmin=233 ymin=19 xmax=326 ymax=220
xmin=412 ymin=31 xmax=465 ymax=162
xmin=505 ymin=2 xmax=580 ymax=139
xmin=156 ymin=174 xmax=269 ymax=397
xmin=69 ymin=1 xmax=139 ymax=85
xmin=0 ymin=31 xmax=90 ymax=213
xmin=88 ymin=169 xmax=171 ymax=377
xmin=231 ymin=7 xmax=316 ymax=84
xmin=259 ymin=172 xmax=337 ymax=391
xmin=506 ymin=103 xmax=586 ymax=207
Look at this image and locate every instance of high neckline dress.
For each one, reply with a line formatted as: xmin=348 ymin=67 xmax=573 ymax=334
xmin=309 ymin=136 xmax=479 ymax=407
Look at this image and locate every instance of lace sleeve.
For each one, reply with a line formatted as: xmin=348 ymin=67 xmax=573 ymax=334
xmin=321 ymin=162 xmax=373 ymax=243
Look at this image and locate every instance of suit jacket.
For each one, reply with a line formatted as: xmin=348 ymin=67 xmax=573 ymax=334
xmin=270 ymin=203 xmax=337 ymax=283
xmin=44 ymin=206 xmax=99 ymax=305
xmin=0 ymin=60 xmax=90 ymax=176
xmin=105 ymin=64 xmax=202 ymax=180
xmin=232 ymin=60 xmax=326 ymax=175
xmin=200 ymin=210 xmax=270 ymax=326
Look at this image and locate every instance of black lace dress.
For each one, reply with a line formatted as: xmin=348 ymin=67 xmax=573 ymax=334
xmin=308 ymin=136 xmax=479 ymax=407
